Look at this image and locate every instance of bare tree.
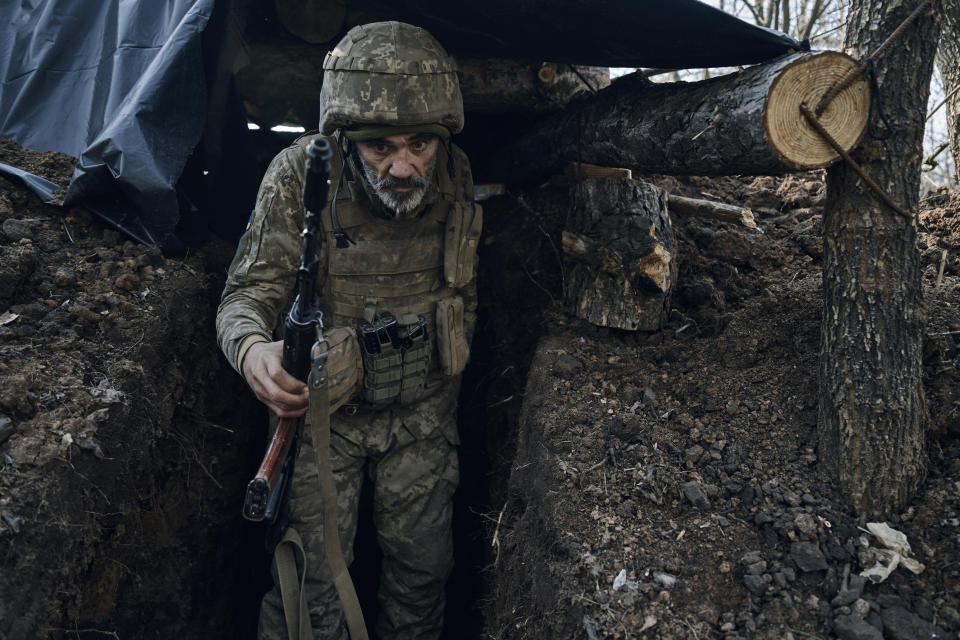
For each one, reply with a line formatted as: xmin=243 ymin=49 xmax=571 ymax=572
xmin=818 ymin=1 xmax=940 ymax=517
xmin=734 ymin=0 xmax=843 ymax=42
xmin=935 ymin=0 xmax=960 ymax=183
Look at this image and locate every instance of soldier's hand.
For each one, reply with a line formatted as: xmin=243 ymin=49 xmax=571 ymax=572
xmin=242 ymin=340 xmax=309 ymax=418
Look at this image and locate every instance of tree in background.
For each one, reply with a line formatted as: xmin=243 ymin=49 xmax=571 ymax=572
xmin=818 ymin=1 xmax=940 ymax=517
xmin=726 ymin=0 xmax=845 ymax=42
xmin=935 ymin=0 xmax=960 ymax=184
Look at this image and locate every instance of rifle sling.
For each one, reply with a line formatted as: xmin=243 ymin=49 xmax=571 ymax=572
xmin=274 ymin=361 xmax=368 ymax=640
xmin=275 ymin=528 xmax=311 ymax=640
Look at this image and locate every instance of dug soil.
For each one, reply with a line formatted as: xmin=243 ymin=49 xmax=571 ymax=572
xmin=1 ymin=136 xmax=958 ymax=640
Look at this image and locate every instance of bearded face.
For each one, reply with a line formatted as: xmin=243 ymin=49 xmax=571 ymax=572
xmin=352 ymin=133 xmax=441 ymax=215
xmin=357 ymin=151 xmax=437 ymax=214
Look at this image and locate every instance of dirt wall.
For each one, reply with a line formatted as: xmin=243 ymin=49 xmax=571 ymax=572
xmin=0 ymin=140 xmax=266 ymax=639
xmin=487 ymin=176 xmax=960 ymax=639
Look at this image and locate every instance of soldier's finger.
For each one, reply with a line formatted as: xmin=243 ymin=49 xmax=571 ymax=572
xmin=268 ymin=400 xmax=307 ymax=419
xmin=259 ymin=376 xmax=307 ymax=409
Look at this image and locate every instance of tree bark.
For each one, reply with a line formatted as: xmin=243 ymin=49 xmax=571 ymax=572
xmin=500 ymin=51 xmax=872 ymax=183
xmin=563 ymin=178 xmax=675 ymax=331
xmin=935 ymin=0 xmax=960 ymax=183
xmin=818 ymin=0 xmax=939 ymax=517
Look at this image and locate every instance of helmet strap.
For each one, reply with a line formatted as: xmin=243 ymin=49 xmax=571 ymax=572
xmin=329 ymin=132 xmax=355 ymax=249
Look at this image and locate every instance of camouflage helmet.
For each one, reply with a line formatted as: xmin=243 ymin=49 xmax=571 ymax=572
xmin=318 ymin=21 xmax=464 ymax=136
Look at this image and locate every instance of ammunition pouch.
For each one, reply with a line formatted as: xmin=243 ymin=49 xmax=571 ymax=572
xmin=315 ymin=326 xmax=363 ymax=413
xmin=443 ymin=202 xmax=482 ymax=289
xmin=436 ymin=296 xmax=469 ymax=376
xmin=358 ymin=312 xmax=431 ymax=405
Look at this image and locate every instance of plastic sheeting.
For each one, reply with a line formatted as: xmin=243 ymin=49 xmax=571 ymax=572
xmin=0 ymin=0 xmax=214 ymax=248
xmin=0 ymin=0 xmax=801 ymax=249
xmin=352 ymin=0 xmax=804 ymax=69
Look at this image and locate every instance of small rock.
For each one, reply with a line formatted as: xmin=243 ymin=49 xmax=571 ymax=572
xmin=834 ymin=614 xmax=883 ymax=640
xmin=790 ymin=541 xmax=828 ymax=572
xmin=681 ymin=480 xmax=710 ymax=508
xmin=652 ymin=572 xmax=676 ymax=588
xmin=135 ymin=248 xmax=164 ymax=268
xmin=620 ymin=383 xmax=642 ymax=405
xmin=793 ymin=512 xmax=819 ymax=539
xmin=866 ymin=611 xmax=883 ymax=633
xmin=939 ymin=605 xmax=960 ymax=628
xmin=53 ymin=268 xmax=76 ymax=287
xmin=880 ymin=606 xmax=947 ymax=640
xmin=684 ymin=444 xmax=704 ymax=466
xmin=914 ymin=598 xmax=934 ymax=622
xmin=114 ymin=273 xmax=141 ymax=292
xmin=1 ymin=219 xmax=34 ymax=242
xmin=0 ymin=416 xmax=14 ymax=445
xmin=743 ymin=574 xmax=766 ymax=595
xmin=852 ymin=599 xmax=871 ymax=618
xmin=876 ymin=594 xmax=906 ymax=609
xmin=833 ymin=589 xmax=861 ymax=608
xmin=642 ymin=387 xmax=657 ymax=404
xmin=554 ymin=354 xmax=583 ymax=379
xmin=754 ymin=510 xmax=775 ymax=525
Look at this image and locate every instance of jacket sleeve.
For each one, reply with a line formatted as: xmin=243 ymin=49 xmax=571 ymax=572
xmin=216 ymin=143 xmax=313 ymax=374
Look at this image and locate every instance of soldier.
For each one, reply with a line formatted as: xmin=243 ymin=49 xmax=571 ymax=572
xmin=216 ymin=21 xmax=481 ymax=640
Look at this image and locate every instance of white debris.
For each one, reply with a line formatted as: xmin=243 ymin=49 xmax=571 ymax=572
xmin=613 ymin=569 xmax=627 ymax=591
xmin=859 ymin=521 xmax=925 ymax=583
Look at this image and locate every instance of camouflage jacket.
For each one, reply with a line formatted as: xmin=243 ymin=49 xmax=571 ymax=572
xmin=216 ymin=135 xmax=478 ymax=377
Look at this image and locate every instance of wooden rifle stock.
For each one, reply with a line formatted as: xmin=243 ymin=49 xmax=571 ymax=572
xmin=242 ymin=416 xmax=298 ymax=521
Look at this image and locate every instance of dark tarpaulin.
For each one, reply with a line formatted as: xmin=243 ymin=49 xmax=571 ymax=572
xmin=0 ymin=0 xmax=800 ymax=250
xmin=350 ymin=0 xmax=804 ymax=68
xmin=0 ymin=0 xmax=214 ymax=249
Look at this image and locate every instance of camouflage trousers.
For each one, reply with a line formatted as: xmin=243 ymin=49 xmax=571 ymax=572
xmin=258 ymin=380 xmax=460 ymax=640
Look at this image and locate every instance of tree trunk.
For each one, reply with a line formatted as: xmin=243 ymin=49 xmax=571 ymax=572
xmin=500 ymin=51 xmax=872 ymax=183
xmin=936 ymin=0 xmax=960 ymax=183
xmin=562 ymin=178 xmax=675 ymax=331
xmin=818 ymin=0 xmax=939 ymax=518
xmin=234 ymin=39 xmax=608 ymax=127
xmin=458 ymin=61 xmax=609 ymax=113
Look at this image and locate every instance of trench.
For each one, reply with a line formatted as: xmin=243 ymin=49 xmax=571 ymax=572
xmin=0 ymin=113 xmax=564 ymax=638
xmin=218 ymin=165 xmax=561 ymax=638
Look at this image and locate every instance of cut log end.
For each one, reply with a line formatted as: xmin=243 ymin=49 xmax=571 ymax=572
xmin=764 ymin=51 xmax=871 ymax=170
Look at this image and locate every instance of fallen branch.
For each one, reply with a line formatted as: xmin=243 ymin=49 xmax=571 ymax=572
xmin=667 ymin=194 xmax=759 ymax=231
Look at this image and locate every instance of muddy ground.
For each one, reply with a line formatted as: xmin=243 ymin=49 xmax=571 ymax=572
xmin=0 ymin=136 xmax=958 ymax=640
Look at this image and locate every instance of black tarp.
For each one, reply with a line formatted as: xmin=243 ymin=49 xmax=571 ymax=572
xmin=0 ymin=0 xmax=214 ymax=248
xmin=0 ymin=0 xmax=802 ymax=250
xmin=351 ymin=0 xmax=804 ymax=69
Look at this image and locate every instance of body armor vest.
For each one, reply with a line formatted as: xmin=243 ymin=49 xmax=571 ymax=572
xmin=308 ymin=136 xmax=481 ymax=392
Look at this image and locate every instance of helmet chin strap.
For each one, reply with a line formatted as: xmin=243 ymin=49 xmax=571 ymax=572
xmin=329 ymin=132 xmax=355 ymax=249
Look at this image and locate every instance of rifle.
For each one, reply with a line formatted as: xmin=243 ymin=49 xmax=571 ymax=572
xmin=242 ymin=137 xmax=333 ymax=536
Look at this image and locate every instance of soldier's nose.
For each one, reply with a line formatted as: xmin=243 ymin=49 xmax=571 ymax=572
xmin=389 ymin=160 xmax=415 ymax=180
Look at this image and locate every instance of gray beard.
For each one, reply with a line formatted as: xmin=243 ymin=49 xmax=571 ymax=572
xmin=356 ymin=152 xmax=437 ymax=215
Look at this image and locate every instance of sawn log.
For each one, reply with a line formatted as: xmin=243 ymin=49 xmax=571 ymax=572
xmin=501 ymin=51 xmax=871 ymax=182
